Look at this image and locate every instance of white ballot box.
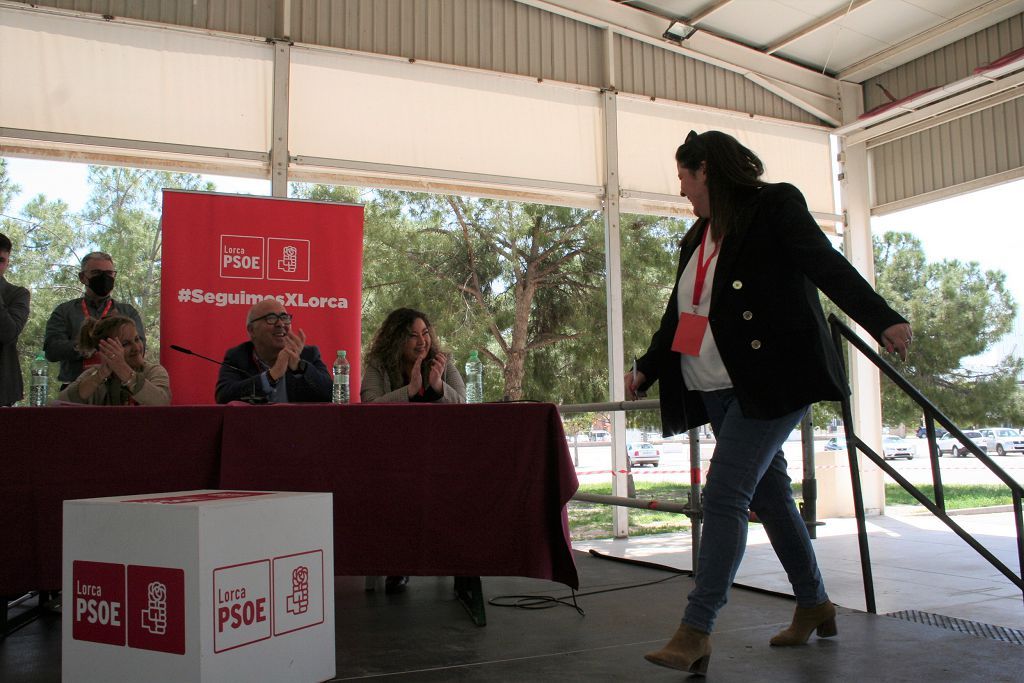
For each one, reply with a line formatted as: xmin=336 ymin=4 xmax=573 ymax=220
xmin=62 ymin=490 xmax=335 ymax=683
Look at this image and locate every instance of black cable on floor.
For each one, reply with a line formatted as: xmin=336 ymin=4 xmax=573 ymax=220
xmin=487 ymin=551 xmax=692 ymax=616
xmin=488 ymin=548 xmax=801 ymax=616
xmin=588 ymin=548 xmax=800 ymax=603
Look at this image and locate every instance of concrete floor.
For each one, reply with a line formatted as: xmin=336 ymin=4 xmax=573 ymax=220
xmin=576 ymin=507 xmax=1024 ymax=631
xmin=3 ymin=512 xmax=1022 ymax=681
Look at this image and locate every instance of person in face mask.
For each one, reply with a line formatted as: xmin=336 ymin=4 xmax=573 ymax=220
xmin=44 ymin=252 xmax=146 ymax=389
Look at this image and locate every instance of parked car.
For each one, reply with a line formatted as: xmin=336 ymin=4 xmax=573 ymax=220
xmin=824 ymin=436 xmax=915 ymax=460
xmin=977 ymin=428 xmax=1024 ymax=456
xmin=881 ymin=435 xmax=915 ymax=460
xmin=935 ymin=430 xmax=988 ymax=457
xmin=626 ymin=442 xmax=660 ymax=468
xmin=916 ymin=426 xmax=949 ymax=440
xmin=824 ymin=437 xmax=847 ymax=451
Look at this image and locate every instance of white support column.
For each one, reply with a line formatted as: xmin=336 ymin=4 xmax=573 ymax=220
xmin=271 ymin=40 xmax=291 ymax=198
xmin=838 ymin=81 xmax=885 ymax=515
xmin=602 ymin=89 xmax=629 ymax=537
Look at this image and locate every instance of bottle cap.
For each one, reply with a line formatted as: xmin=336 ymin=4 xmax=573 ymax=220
xmin=337 ymin=350 xmax=346 ymax=358
xmin=469 ymin=350 xmax=479 ymax=359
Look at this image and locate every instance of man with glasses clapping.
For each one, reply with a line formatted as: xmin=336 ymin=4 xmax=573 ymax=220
xmin=214 ymin=297 xmax=332 ymax=404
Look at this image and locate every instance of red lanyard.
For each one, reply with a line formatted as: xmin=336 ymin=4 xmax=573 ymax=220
xmin=82 ymin=298 xmax=113 ymax=320
xmin=691 ymin=224 xmax=720 ymax=312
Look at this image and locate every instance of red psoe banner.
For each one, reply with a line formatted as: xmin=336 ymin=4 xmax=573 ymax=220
xmin=160 ymin=191 xmax=363 ymax=405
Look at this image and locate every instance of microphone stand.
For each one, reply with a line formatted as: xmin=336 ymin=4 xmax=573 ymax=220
xmin=169 ymin=345 xmax=269 ymax=405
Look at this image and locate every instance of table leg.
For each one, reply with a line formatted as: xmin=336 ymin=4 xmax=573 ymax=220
xmin=453 ymin=576 xmax=486 ymax=626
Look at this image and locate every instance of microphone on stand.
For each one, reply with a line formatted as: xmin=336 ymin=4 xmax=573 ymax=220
xmin=169 ymin=344 xmax=269 ymax=405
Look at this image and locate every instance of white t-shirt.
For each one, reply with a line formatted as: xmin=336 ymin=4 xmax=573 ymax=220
xmin=676 ymin=229 xmax=733 ymax=391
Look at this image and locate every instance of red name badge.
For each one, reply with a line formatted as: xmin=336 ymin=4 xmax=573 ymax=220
xmin=671 ymin=312 xmax=708 ymax=356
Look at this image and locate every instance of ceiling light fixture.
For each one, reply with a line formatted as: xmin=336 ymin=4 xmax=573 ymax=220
xmin=663 ymin=20 xmax=697 ymax=44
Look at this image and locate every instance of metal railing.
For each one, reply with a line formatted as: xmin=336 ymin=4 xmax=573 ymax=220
xmin=829 ymin=314 xmax=1024 ymax=613
xmin=559 ymin=400 xmax=704 ymax=568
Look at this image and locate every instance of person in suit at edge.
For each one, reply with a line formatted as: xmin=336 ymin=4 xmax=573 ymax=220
xmin=630 ymin=130 xmax=912 ymax=675
xmin=215 ymin=296 xmax=332 ymax=404
xmin=0 ymin=232 xmax=30 ymax=406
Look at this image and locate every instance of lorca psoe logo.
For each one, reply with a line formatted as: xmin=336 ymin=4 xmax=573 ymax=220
xmin=72 ymin=561 xmax=186 ymax=655
xmin=220 ymin=235 xmax=310 ymax=283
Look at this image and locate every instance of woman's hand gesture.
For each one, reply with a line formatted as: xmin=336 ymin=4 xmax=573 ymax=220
xmin=428 ymin=353 xmax=447 ymax=393
xmin=407 ymin=349 xmax=426 ymax=397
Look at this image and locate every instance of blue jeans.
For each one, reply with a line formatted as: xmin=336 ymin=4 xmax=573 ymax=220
xmin=682 ymin=389 xmax=828 ymax=633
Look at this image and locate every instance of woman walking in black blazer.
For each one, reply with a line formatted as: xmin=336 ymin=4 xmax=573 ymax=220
xmin=629 ymin=130 xmax=912 ymax=675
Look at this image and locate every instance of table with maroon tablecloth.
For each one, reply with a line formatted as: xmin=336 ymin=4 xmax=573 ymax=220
xmin=0 ymin=406 xmax=224 ymax=596
xmin=1 ymin=402 xmax=578 ymax=598
xmin=218 ymin=402 xmax=579 ymax=589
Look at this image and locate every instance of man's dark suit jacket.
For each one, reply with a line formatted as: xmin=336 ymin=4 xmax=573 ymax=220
xmin=636 ymin=183 xmax=907 ymax=437
xmin=215 ymin=340 xmax=332 ymax=404
xmin=0 ymin=277 xmax=31 ymax=406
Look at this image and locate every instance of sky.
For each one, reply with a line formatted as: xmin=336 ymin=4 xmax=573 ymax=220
xmin=3 ymin=155 xmax=1022 ymax=367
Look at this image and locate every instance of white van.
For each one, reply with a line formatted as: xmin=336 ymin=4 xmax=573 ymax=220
xmin=589 ymin=430 xmax=611 ymax=442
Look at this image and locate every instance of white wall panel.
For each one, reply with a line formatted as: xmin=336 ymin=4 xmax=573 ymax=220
xmin=617 ymin=97 xmax=835 ymax=216
xmin=0 ymin=7 xmax=273 ymax=152
xmin=288 ymin=47 xmax=603 ymax=189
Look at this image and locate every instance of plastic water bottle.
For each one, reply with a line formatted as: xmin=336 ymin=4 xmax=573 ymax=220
xmin=465 ymin=350 xmax=483 ymax=404
xmin=332 ymin=350 xmax=350 ymax=404
xmin=30 ymin=353 xmax=48 ymax=407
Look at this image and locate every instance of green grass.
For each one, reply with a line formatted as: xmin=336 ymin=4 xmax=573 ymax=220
xmin=569 ymin=482 xmax=1013 ymax=542
xmin=884 ymin=483 xmax=1012 ymax=509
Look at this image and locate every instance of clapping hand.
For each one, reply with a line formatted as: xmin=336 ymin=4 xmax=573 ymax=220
xmin=97 ymin=337 xmax=129 ymax=378
xmin=271 ymin=328 xmax=306 ymax=380
xmin=407 ymin=348 xmax=427 ymax=397
xmin=428 ymin=353 xmax=447 ymax=393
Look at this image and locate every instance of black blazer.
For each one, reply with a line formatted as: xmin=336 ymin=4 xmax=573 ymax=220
xmin=0 ymin=278 xmax=31 ymax=406
xmin=636 ymin=183 xmax=907 ymax=436
xmin=215 ymin=341 xmax=332 ymax=404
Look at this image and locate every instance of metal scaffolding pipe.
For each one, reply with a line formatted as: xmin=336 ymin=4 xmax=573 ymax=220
xmin=558 ymin=399 xmax=660 ymax=414
xmin=572 ymin=492 xmax=693 ymax=516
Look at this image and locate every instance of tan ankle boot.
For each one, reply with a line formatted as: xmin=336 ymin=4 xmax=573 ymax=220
xmin=644 ymin=624 xmax=712 ymax=675
xmin=770 ymin=600 xmax=838 ymax=646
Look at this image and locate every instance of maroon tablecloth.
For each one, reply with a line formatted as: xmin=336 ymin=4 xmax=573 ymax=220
xmin=0 ymin=406 xmax=223 ymax=595
xmin=1 ymin=402 xmax=578 ymax=596
xmin=219 ymin=402 xmax=579 ymax=588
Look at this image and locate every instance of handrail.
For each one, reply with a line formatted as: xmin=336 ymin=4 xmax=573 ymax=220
xmin=828 ymin=314 xmax=1024 ymax=612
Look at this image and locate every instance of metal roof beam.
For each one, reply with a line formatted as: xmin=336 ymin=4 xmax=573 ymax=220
xmin=765 ymin=0 xmax=875 ymax=55
xmin=837 ymin=0 xmax=1024 ymax=83
xmin=521 ymin=0 xmax=841 ymax=121
xmin=689 ymin=0 xmax=734 ymax=25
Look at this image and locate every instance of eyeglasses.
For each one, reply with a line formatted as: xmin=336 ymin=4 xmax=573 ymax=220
xmin=250 ymin=312 xmax=293 ymax=325
xmin=84 ymin=269 xmax=117 ymax=278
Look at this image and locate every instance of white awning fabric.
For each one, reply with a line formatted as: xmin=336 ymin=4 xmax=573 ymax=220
xmin=0 ymin=7 xmax=272 ymax=153
xmin=1 ymin=5 xmax=834 ymax=217
xmin=617 ymin=96 xmax=835 ymax=217
xmin=289 ymin=47 xmax=604 ymax=191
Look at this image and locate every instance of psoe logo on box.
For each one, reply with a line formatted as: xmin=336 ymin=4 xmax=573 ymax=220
xmin=213 ymin=559 xmax=271 ymax=653
xmin=267 ymin=238 xmax=310 ymax=282
xmin=220 ymin=235 xmax=265 ymax=280
xmin=72 ymin=560 xmax=126 ymax=647
xmin=127 ymin=565 xmax=186 ymax=655
xmin=273 ymin=550 xmax=325 ymax=636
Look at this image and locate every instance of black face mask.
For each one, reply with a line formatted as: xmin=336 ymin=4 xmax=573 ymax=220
xmin=87 ymin=273 xmax=115 ymax=297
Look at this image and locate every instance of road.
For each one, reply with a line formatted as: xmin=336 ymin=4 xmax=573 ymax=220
xmin=568 ymin=438 xmax=1024 ymax=488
